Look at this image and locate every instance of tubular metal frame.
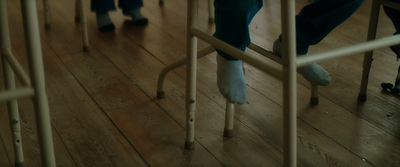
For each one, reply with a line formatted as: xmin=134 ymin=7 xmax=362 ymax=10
xmin=156 ymin=0 xmax=400 ymax=166
xmin=0 ymin=0 xmax=56 ymax=166
xmin=43 ymin=0 xmax=89 ymax=51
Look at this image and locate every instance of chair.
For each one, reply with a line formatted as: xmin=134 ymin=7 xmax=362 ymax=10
xmin=0 ymin=0 xmax=56 ymax=166
xmin=42 ymin=0 xmax=89 ymax=52
xmin=157 ymin=0 xmax=400 ymax=166
xmin=358 ymin=0 xmax=400 ymax=101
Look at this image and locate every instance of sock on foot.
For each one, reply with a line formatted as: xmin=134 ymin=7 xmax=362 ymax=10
xmin=96 ymin=12 xmax=115 ymax=32
xmin=217 ymin=55 xmax=247 ymax=104
xmin=273 ymin=39 xmax=331 ymax=86
xmin=125 ymin=9 xmax=148 ymax=26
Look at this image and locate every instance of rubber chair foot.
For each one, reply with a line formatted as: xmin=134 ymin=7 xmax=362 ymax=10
xmin=310 ymin=97 xmax=319 ymax=106
xmin=358 ymin=93 xmax=367 ymax=102
xmin=184 ymin=141 xmax=195 ymax=150
xmin=223 ymin=129 xmax=234 ymax=138
xmin=157 ymin=91 xmax=165 ymax=99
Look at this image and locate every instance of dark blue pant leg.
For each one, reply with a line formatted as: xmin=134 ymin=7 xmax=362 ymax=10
xmin=384 ymin=5 xmax=400 ymax=34
xmin=91 ymin=0 xmax=143 ymax=13
xmin=119 ymin=0 xmax=143 ymax=14
xmin=383 ymin=4 xmax=400 ymax=59
xmin=91 ymin=0 xmax=117 ymax=13
xmin=295 ymin=0 xmax=365 ymax=54
xmin=213 ymin=0 xmax=263 ymax=61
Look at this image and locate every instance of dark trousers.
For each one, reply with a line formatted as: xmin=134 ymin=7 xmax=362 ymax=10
xmin=91 ymin=0 xmax=143 ymax=14
xmin=214 ymin=0 xmax=365 ymax=60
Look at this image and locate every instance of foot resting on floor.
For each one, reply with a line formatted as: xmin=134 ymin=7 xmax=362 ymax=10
xmin=124 ymin=9 xmax=148 ymax=26
xmin=217 ymin=55 xmax=247 ymax=104
xmin=96 ymin=12 xmax=115 ymax=32
xmin=273 ymin=39 xmax=331 ymax=86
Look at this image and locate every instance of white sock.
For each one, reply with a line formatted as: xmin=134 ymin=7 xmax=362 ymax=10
xmin=273 ymin=39 xmax=331 ymax=86
xmin=217 ymin=55 xmax=247 ymax=104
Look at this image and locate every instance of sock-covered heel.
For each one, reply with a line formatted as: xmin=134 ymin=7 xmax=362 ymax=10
xmin=273 ymin=39 xmax=331 ymax=86
xmin=124 ymin=9 xmax=148 ymax=26
xmin=96 ymin=12 xmax=115 ymax=32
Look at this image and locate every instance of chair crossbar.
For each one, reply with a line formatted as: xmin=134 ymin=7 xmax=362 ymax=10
xmin=297 ymin=35 xmax=400 ymax=67
xmin=2 ymin=48 xmax=31 ymax=86
xmin=0 ymin=88 xmax=35 ymax=102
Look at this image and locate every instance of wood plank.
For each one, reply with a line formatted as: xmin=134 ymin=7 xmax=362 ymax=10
xmin=72 ymin=1 xmax=383 ymax=166
xmin=4 ymin=0 xmax=149 ymax=166
xmin=37 ymin=2 xmax=227 ymax=166
xmin=0 ymin=104 xmax=12 ymax=167
xmin=1 ymin=0 xmax=399 ymax=166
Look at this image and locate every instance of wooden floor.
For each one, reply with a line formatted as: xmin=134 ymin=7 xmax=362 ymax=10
xmin=1 ymin=0 xmax=400 ymax=166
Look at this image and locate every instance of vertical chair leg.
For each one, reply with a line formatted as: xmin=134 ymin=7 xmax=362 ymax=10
xmin=184 ymin=0 xmax=199 ymax=150
xmin=359 ymin=0 xmax=380 ymax=102
xmin=75 ymin=0 xmax=80 ymax=22
xmin=76 ymin=0 xmax=89 ymax=52
xmin=3 ymin=60 xmax=25 ymax=167
xmin=281 ymin=0 xmax=297 ymax=166
xmin=21 ymin=0 xmax=56 ymax=166
xmin=310 ymin=84 xmax=319 ymax=105
xmin=207 ymin=0 xmax=214 ymax=24
xmin=43 ymin=0 xmax=51 ymax=29
xmin=0 ymin=2 xmax=25 ymax=165
xmin=223 ymin=101 xmax=235 ymax=137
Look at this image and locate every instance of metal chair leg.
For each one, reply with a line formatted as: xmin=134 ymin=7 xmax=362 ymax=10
xmin=21 ymin=0 xmax=56 ymax=165
xmin=184 ymin=0 xmax=199 ymax=150
xmin=43 ymin=0 xmax=51 ymax=29
xmin=358 ymin=0 xmax=380 ymax=101
xmin=75 ymin=0 xmax=89 ymax=52
xmin=0 ymin=1 xmax=25 ymax=166
xmin=223 ymin=102 xmax=235 ymax=137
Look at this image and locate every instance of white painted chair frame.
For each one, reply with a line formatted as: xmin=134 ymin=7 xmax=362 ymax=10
xmin=157 ymin=0 xmax=400 ymax=166
xmin=358 ymin=0 xmax=400 ymax=101
xmin=0 ymin=0 xmax=56 ymax=166
xmin=43 ymin=0 xmax=89 ymax=51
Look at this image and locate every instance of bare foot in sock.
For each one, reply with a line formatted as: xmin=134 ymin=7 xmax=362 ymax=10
xmin=217 ymin=55 xmax=247 ymax=104
xmin=273 ymin=39 xmax=331 ymax=86
xmin=124 ymin=9 xmax=148 ymax=26
xmin=96 ymin=12 xmax=115 ymax=32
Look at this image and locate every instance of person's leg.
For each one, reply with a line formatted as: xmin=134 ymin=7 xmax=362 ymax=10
xmin=119 ymin=0 xmax=148 ymax=25
xmin=383 ymin=5 xmax=400 ymax=59
xmin=295 ymin=0 xmax=365 ymax=53
xmin=213 ymin=0 xmax=263 ymax=104
xmin=274 ymin=0 xmax=364 ymax=86
xmin=91 ymin=0 xmax=117 ymax=31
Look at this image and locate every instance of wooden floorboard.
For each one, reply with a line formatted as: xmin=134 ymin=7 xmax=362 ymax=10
xmin=1 ymin=0 xmax=400 ymax=166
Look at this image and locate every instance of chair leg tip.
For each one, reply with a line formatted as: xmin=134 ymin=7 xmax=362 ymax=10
xmin=83 ymin=46 xmax=89 ymax=52
xmin=15 ymin=161 xmax=25 ymax=167
xmin=45 ymin=24 xmax=51 ymax=30
xmin=223 ymin=129 xmax=234 ymax=138
xmin=358 ymin=93 xmax=367 ymax=102
xmin=157 ymin=91 xmax=165 ymax=99
xmin=310 ymin=97 xmax=319 ymax=106
xmin=184 ymin=141 xmax=195 ymax=150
